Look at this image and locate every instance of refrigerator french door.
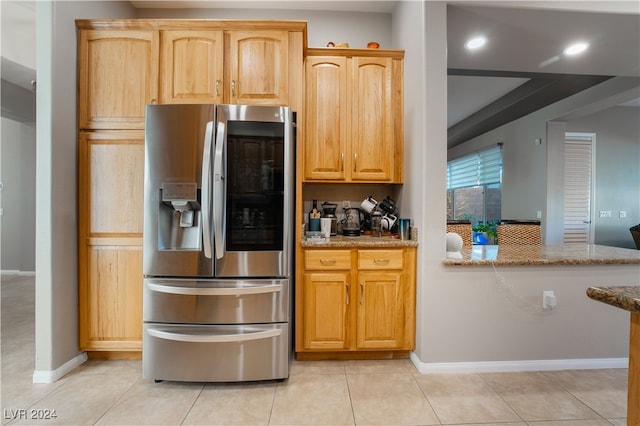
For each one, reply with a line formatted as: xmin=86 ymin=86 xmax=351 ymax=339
xmin=142 ymin=104 xmax=294 ymax=382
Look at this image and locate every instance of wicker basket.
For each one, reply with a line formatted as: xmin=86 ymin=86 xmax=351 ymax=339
xmin=446 ymin=222 xmax=472 ymax=248
xmin=497 ymin=222 xmax=541 ymax=245
xmin=631 ymin=224 xmax=640 ymax=250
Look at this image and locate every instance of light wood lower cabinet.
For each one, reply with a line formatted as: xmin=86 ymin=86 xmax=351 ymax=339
xmin=298 ymin=247 xmax=416 ymax=358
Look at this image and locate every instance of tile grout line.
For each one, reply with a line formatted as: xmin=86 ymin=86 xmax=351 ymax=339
xmin=179 ymin=382 xmax=206 ymax=425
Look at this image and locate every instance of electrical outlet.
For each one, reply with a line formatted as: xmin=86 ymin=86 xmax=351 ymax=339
xmin=599 ymin=210 xmax=612 ymax=218
xmin=543 ymin=290 xmax=557 ymax=310
xmin=620 ymin=210 xmax=627 ymax=218
xmin=342 ymin=200 xmax=351 ymax=208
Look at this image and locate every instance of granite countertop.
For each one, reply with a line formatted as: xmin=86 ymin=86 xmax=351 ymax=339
xmin=587 ymin=286 xmax=640 ymax=313
xmin=442 ymin=244 xmax=640 ymax=266
xmin=301 ymin=235 xmax=418 ymax=248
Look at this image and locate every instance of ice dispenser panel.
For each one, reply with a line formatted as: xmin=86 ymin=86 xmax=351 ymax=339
xmin=158 ymin=183 xmax=202 ymax=251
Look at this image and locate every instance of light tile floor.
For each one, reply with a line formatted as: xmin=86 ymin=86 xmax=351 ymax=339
xmin=1 ymin=275 xmax=628 ymax=425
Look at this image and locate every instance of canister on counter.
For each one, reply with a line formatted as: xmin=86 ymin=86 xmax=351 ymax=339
xmin=371 ymin=210 xmax=383 ymax=237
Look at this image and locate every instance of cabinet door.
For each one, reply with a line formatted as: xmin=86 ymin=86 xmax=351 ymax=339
xmin=350 ymin=57 xmax=394 ymax=181
xmin=303 ymin=272 xmax=350 ymax=350
xmin=78 ymin=30 xmax=159 ymax=129
xmin=356 ymin=271 xmax=404 ymax=349
xmin=304 ymin=56 xmax=349 ymax=180
xmin=228 ymin=31 xmax=288 ymax=105
xmin=160 ymin=30 xmax=224 ymax=104
xmin=78 ymin=131 xmax=145 ymax=236
xmin=81 ymin=246 xmax=143 ymax=351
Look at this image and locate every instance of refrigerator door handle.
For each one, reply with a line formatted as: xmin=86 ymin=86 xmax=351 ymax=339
xmin=147 ymin=328 xmax=282 ymax=343
xmin=201 ymin=121 xmax=214 ymax=259
xmin=213 ymin=121 xmax=226 ymax=260
xmin=147 ymin=282 xmax=282 ymax=296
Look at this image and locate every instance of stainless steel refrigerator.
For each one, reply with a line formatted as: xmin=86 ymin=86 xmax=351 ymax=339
xmin=142 ymin=104 xmax=294 ymax=382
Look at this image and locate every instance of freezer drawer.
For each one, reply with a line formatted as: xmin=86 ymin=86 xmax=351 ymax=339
xmin=143 ymin=278 xmax=289 ymax=324
xmin=142 ymin=323 xmax=289 ymax=382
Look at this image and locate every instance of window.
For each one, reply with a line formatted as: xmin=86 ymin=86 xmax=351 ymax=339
xmin=447 ymin=144 xmax=502 ymax=225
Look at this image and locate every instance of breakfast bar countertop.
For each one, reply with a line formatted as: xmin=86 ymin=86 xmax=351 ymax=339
xmin=443 ymin=244 xmax=640 ymax=266
xmin=586 ymin=285 xmax=640 ymax=313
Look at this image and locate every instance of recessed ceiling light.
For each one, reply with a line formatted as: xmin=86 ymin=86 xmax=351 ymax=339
xmin=465 ymin=36 xmax=487 ymax=50
xmin=563 ymin=42 xmax=589 ymax=56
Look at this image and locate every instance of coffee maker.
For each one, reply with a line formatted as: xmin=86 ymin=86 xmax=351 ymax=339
xmin=321 ymin=202 xmax=338 ymax=236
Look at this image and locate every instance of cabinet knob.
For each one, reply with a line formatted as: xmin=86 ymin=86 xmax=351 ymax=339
xmin=150 ymin=98 xmax=157 ymax=104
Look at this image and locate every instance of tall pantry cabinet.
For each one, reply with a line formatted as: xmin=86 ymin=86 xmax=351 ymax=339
xmin=76 ymin=20 xmax=305 ymax=355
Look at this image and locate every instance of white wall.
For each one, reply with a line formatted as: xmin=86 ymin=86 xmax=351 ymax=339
xmin=136 ymin=7 xmax=392 ymax=49
xmin=567 ymin=106 xmax=640 ymax=249
xmin=0 ymin=118 xmax=36 ymax=272
xmin=1 ymin=1 xmax=36 ymax=69
xmin=1 ymin=1 xmax=37 ymax=274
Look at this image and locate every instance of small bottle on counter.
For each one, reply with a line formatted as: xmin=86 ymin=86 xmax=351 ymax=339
xmin=308 ymin=199 xmax=320 ymax=231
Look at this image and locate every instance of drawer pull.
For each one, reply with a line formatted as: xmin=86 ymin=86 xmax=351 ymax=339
xmin=374 ymin=258 xmax=390 ymax=264
xmin=147 ymin=282 xmax=282 ymax=296
xmin=148 ymin=328 xmax=281 ymax=343
xmin=320 ymin=258 xmax=337 ymax=264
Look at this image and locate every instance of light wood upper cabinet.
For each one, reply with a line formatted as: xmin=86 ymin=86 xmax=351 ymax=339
xmin=350 ymin=56 xmax=394 ymax=181
xmin=160 ymin=30 xmax=224 ymax=104
xmin=303 ymin=49 xmax=404 ymax=183
xmin=78 ymin=30 xmax=159 ymax=130
xmin=304 ymin=56 xmax=349 ymax=180
xmin=228 ymin=31 xmax=289 ymax=105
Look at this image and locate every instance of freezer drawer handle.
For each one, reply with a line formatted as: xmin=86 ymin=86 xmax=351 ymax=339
xmin=147 ymin=328 xmax=282 ymax=343
xmin=147 ymin=282 xmax=282 ymax=296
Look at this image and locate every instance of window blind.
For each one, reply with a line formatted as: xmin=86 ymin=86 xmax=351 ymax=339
xmin=447 ymin=145 xmax=502 ymax=189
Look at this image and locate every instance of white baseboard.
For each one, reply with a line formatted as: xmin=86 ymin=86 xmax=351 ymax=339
xmin=410 ymin=352 xmax=628 ymax=374
xmin=1 ymin=270 xmax=36 ymax=276
xmin=32 ymin=352 xmax=88 ymax=383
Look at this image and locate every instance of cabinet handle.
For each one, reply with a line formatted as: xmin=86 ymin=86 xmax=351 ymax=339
xmin=215 ymin=80 xmax=220 ymax=97
xmin=320 ymin=258 xmax=336 ymax=264
xmin=150 ymin=98 xmax=157 ymax=104
xmin=353 ymin=153 xmax=358 ymax=172
xmin=360 ymin=282 xmax=364 ymax=304
xmin=346 ymin=284 xmax=350 ymax=305
xmin=374 ymin=258 xmax=390 ymax=264
xmin=231 ymin=80 xmax=236 ymax=96
xmin=341 ymin=152 xmax=344 ymax=172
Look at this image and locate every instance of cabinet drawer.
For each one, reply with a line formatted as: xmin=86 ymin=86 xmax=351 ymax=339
xmin=358 ymin=250 xmax=403 ymax=269
xmin=305 ymin=250 xmax=351 ymax=270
